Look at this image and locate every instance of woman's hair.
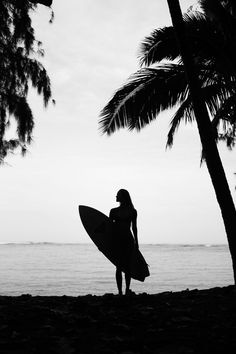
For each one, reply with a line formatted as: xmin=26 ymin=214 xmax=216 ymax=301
xmin=117 ymin=189 xmax=134 ymax=208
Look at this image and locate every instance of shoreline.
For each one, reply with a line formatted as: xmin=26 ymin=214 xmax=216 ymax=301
xmin=0 ymin=285 xmax=236 ymax=353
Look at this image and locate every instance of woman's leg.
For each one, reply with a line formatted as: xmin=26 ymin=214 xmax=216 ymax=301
xmin=116 ymin=268 xmax=122 ymax=295
xmin=125 ymin=272 xmax=131 ymax=295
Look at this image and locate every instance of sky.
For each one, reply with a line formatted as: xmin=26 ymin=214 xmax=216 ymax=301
xmin=0 ymin=0 xmax=235 ymax=245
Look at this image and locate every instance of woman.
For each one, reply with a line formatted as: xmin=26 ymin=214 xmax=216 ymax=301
xmin=109 ymin=189 xmax=139 ymax=295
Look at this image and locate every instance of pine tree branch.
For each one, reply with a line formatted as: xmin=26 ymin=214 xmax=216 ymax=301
xmin=28 ymin=0 xmax=53 ymax=7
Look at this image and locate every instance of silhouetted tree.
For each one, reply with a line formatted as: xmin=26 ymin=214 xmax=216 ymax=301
xmin=0 ymin=0 xmax=52 ymax=163
xmin=29 ymin=0 xmax=52 ymax=6
xmin=167 ymin=0 xmax=236 ymax=282
xmin=99 ymin=0 xmax=236 ymax=282
xmin=100 ymin=5 xmax=236 ymax=149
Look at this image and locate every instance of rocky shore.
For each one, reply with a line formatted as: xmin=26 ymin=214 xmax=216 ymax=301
xmin=0 ymin=286 xmax=236 ymax=353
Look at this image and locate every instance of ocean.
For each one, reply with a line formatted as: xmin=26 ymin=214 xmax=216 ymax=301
xmin=0 ymin=243 xmax=233 ymax=296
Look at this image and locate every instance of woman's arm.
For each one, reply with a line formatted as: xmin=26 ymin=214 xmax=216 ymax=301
xmin=131 ymin=210 xmax=139 ymax=248
xmin=109 ymin=208 xmax=114 ymax=221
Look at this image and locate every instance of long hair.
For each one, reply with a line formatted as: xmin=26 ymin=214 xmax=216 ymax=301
xmin=118 ymin=189 xmax=134 ymax=208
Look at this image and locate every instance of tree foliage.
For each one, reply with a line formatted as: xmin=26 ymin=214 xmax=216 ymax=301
xmin=0 ymin=0 xmax=52 ymax=163
xmin=99 ymin=0 xmax=236 ymax=151
xmin=29 ymin=0 xmax=52 ymax=6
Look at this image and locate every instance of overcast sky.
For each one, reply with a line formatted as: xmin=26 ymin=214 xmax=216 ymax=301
xmin=0 ymin=0 xmax=235 ymax=244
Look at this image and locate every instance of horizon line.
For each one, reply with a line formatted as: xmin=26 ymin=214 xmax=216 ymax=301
xmin=0 ymin=241 xmax=228 ymax=246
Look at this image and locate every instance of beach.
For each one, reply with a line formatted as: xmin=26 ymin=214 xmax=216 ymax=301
xmin=0 ymin=286 xmax=236 ymax=354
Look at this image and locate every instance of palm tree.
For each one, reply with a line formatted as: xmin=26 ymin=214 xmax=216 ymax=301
xmin=99 ymin=0 xmax=236 ymax=282
xmin=100 ymin=9 xmax=236 ymax=148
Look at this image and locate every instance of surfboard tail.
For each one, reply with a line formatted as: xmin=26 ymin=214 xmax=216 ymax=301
xmin=130 ymin=248 xmax=150 ymax=282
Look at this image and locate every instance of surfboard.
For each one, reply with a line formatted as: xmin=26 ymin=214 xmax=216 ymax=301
xmin=79 ymin=205 xmax=150 ymax=282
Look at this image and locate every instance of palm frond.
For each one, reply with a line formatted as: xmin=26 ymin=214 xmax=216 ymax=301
xmin=139 ymin=12 xmax=208 ymax=67
xmin=218 ymin=122 xmax=236 ymax=149
xmin=199 ymin=0 xmax=234 ymax=25
xmin=212 ymin=94 xmax=236 ymax=129
xmin=139 ymin=10 xmax=236 ymax=75
xmin=167 ymin=97 xmax=194 ymax=148
xmin=167 ymin=78 xmax=234 ymax=148
xmin=139 ymin=26 xmax=180 ymax=67
xmin=99 ymin=64 xmax=188 ymax=135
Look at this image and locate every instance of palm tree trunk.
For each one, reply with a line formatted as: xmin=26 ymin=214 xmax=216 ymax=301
xmin=167 ymin=0 xmax=236 ymax=283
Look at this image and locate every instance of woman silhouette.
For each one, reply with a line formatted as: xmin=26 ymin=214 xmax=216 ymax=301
xmin=109 ymin=189 xmax=139 ymax=295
